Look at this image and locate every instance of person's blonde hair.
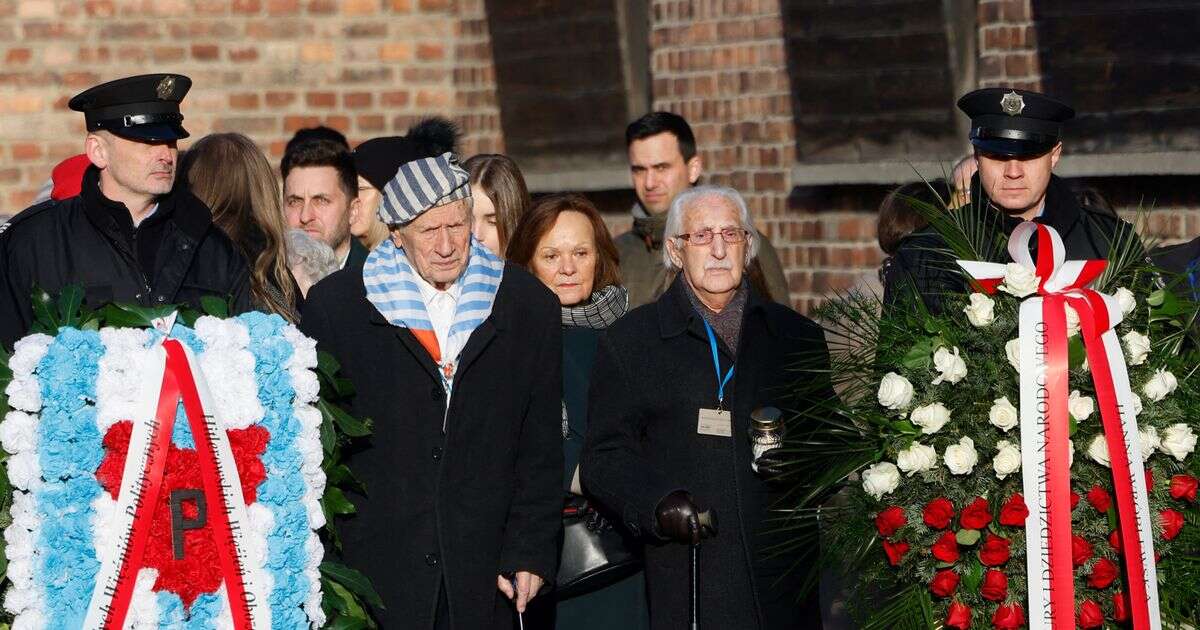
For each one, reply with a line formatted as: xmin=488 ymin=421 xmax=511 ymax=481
xmin=181 ymin=133 xmax=297 ymax=321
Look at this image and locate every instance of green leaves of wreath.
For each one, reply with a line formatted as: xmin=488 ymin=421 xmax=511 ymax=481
xmin=0 ymin=287 xmax=382 ymax=629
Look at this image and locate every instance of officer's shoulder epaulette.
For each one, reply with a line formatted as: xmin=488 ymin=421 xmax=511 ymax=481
xmin=0 ymin=198 xmax=62 ymax=240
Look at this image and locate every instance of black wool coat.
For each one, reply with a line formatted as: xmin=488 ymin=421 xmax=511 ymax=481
xmin=0 ymin=166 xmax=251 ymax=349
xmin=883 ymin=174 xmax=1135 ymax=311
xmin=581 ymin=277 xmax=832 ymax=630
xmin=299 ymin=261 xmax=564 ymax=630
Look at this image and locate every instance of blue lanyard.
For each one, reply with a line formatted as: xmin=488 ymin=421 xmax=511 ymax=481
xmin=701 ymin=320 xmax=735 ymax=407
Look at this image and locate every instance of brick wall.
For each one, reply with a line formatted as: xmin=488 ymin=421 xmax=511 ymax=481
xmin=976 ymin=0 xmax=1041 ymax=89
xmin=0 ymin=0 xmax=502 ymax=213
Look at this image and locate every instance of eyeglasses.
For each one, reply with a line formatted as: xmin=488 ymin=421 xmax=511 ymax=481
xmin=674 ymin=227 xmax=749 ymax=246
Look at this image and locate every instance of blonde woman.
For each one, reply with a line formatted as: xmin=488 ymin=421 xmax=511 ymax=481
xmin=180 ymin=133 xmax=299 ymax=320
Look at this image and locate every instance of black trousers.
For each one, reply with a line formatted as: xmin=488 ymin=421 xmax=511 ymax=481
xmin=434 ymin=579 xmax=450 ymax=630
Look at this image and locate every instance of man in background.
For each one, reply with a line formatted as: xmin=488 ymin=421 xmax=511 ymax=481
xmin=281 ymin=139 xmax=368 ymax=270
xmin=618 ymin=111 xmax=790 ymax=308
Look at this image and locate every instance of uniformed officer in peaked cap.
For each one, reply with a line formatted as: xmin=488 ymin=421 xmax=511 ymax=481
xmin=0 ymin=74 xmax=251 ymax=349
xmin=883 ymin=87 xmax=1136 ymax=309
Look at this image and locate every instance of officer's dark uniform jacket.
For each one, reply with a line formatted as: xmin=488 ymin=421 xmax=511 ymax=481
xmin=883 ymin=173 xmax=1135 ymax=310
xmin=0 ymin=165 xmax=251 ymax=348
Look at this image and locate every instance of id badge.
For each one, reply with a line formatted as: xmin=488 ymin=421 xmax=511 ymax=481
xmin=697 ymin=408 xmax=732 ymax=437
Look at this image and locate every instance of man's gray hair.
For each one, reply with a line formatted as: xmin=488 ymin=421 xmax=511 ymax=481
xmin=286 ymin=228 xmax=341 ymax=285
xmin=662 ymin=185 xmax=759 ymax=269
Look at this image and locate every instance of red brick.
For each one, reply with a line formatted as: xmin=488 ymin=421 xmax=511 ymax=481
xmin=232 ymin=0 xmax=262 ymax=13
xmin=418 ymin=0 xmax=451 ymax=9
xmin=380 ymin=90 xmax=410 ymax=107
xmin=0 ymin=168 xmax=19 ymax=184
xmin=10 ymin=143 xmax=41 ymax=161
xmin=191 ymin=43 xmax=220 ymax=61
xmin=416 ymin=42 xmax=445 ymax=61
xmin=389 ymin=0 xmax=412 ymax=11
xmin=284 ymin=115 xmax=322 ymax=132
xmin=267 ymin=0 xmax=299 ymax=14
xmin=5 ymin=48 xmax=30 ymax=63
xmin=84 ymin=0 xmax=115 ymax=17
xmin=265 ymin=91 xmax=297 ymax=107
xmin=229 ymin=93 xmax=260 ymax=110
xmin=307 ymin=0 xmax=335 ymax=14
xmin=152 ymin=46 xmax=186 ymax=63
xmin=343 ymin=92 xmax=372 ymax=108
xmin=356 ymin=114 xmax=386 ymax=132
xmin=305 ymin=92 xmax=336 ymax=108
xmin=229 ymin=46 xmax=259 ymax=62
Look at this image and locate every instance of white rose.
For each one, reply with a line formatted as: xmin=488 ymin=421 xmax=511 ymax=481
xmin=999 ymin=263 xmax=1039 ymax=298
xmin=1005 ymin=338 xmax=1021 ymax=370
xmin=1068 ymin=439 xmax=1075 ymax=467
xmin=1159 ymin=423 xmax=1197 ymax=462
xmin=1088 ymin=435 xmax=1110 ymax=467
xmin=910 ymin=402 xmax=952 ymax=435
xmin=877 ymin=372 xmax=915 ymax=411
xmin=1068 ymin=390 xmax=1095 ymax=422
xmin=1122 ymin=330 xmax=1150 ymax=366
xmin=1140 ymin=426 xmax=1160 ymax=462
xmin=1113 ymin=287 xmax=1136 ymax=318
xmin=931 ymin=346 xmax=967 ymax=385
xmin=988 ymin=397 xmax=1019 ymax=432
xmin=963 ymin=293 xmax=995 ymax=327
xmin=992 ymin=440 xmax=1022 ymax=480
xmin=1064 ymin=304 xmax=1081 ymax=337
xmin=862 ymin=462 xmax=901 ymax=499
xmin=1130 ymin=394 xmax=1143 ymax=418
xmin=896 ymin=442 xmax=938 ymax=476
xmin=943 ymin=436 xmax=978 ymax=475
xmin=1143 ymin=369 xmax=1178 ymax=402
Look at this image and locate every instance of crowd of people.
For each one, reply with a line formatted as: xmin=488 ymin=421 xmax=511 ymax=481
xmin=1 ymin=73 xmax=1196 ymax=630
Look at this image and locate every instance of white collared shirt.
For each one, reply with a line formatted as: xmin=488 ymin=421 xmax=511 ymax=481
xmin=413 ymin=272 xmax=462 ymax=357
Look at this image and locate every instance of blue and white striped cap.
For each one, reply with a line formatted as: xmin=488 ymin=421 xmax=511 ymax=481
xmin=378 ymin=151 xmax=471 ymax=225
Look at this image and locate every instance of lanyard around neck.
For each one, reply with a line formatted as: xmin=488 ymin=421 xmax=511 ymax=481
xmin=701 ymin=319 xmax=735 ymax=408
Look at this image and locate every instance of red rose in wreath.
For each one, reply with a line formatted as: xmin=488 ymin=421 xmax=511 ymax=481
xmin=1072 ymin=534 xmax=1094 ymax=566
xmin=875 ymin=506 xmax=906 ymax=537
xmin=923 ymin=497 xmax=955 ymax=530
xmin=1086 ymin=485 xmax=1111 ymax=513
xmin=945 ymin=601 xmax=972 ymax=629
xmin=929 ymin=569 xmax=959 ymax=598
xmin=882 ymin=539 xmax=909 ymax=566
xmin=998 ymin=493 xmax=1028 ymax=527
xmin=991 ymin=603 xmax=1024 ymax=630
xmin=959 ymin=497 xmax=991 ymax=530
xmin=1161 ymin=508 xmax=1185 ymax=540
xmin=931 ymin=531 xmax=960 ymax=563
xmin=978 ymin=533 xmax=1011 ymax=566
xmin=1077 ymin=599 xmax=1104 ymax=628
xmin=1087 ymin=557 xmax=1118 ymax=589
xmin=1169 ymin=474 xmax=1198 ymax=502
xmin=980 ymin=569 xmax=1007 ymax=601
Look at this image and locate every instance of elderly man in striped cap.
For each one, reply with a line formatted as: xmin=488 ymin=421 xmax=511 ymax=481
xmin=301 ymin=152 xmax=563 ymax=630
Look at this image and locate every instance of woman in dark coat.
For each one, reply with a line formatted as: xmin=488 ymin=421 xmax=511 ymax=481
xmin=507 ymin=194 xmax=650 ymax=630
xmin=581 ymin=185 xmax=833 ymax=629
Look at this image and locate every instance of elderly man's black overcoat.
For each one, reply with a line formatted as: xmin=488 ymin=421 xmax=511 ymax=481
xmin=300 ymin=261 xmax=563 ymax=630
xmin=581 ymin=277 xmax=833 ymax=629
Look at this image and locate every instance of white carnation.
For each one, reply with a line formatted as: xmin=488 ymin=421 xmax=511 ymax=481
xmin=862 ymin=462 xmax=901 ymax=499
xmin=992 ymin=440 xmax=1022 ymax=480
xmin=1005 ymin=338 xmax=1021 ymax=371
xmin=1088 ymin=435 xmax=1110 ymax=467
xmin=284 ymin=325 xmax=319 ymax=370
xmin=877 ymin=372 xmax=914 ymax=411
xmin=1140 ymin=426 xmax=1160 ymax=462
xmin=1122 ymin=330 xmax=1151 ymax=366
xmin=1068 ymin=390 xmax=1095 ymax=422
xmin=988 ymin=397 xmax=1019 ymax=432
xmin=0 ymin=411 xmax=37 ymax=455
xmin=1159 ymin=423 xmax=1197 ymax=462
xmin=1143 ymin=369 xmax=1178 ymax=402
xmin=931 ymin=346 xmax=968 ymax=385
xmin=910 ymin=402 xmax=951 ymax=435
xmin=4 ymin=376 xmax=41 ymax=413
xmin=6 ymin=451 xmax=41 ymax=490
xmin=8 ymin=333 xmax=52 ymax=376
xmin=1129 ymin=394 xmax=1143 ymax=418
xmin=896 ymin=442 xmax=938 ymax=476
xmin=963 ymin=293 xmax=996 ymax=327
xmin=1113 ymin=286 xmax=1136 ymax=318
xmin=943 ymin=436 xmax=978 ymax=475
xmin=999 ymin=262 xmax=1039 ymax=298
xmin=1069 ymin=439 xmax=1075 ymax=467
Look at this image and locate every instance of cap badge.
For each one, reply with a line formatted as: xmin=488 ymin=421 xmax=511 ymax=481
xmin=1000 ymin=90 xmax=1025 ymax=116
xmin=156 ymin=76 xmax=176 ymax=100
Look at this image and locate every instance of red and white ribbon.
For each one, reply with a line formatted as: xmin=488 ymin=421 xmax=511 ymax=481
xmin=958 ymin=222 xmax=1159 ymax=630
xmin=83 ymin=339 xmax=266 ymax=630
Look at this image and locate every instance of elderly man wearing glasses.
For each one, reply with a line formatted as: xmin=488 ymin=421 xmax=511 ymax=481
xmin=581 ymin=185 xmax=835 ymax=629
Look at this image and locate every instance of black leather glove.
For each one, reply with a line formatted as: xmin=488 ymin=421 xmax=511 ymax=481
xmin=754 ymin=447 xmax=788 ymax=480
xmin=655 ymin=491 xmax=717 ymax=544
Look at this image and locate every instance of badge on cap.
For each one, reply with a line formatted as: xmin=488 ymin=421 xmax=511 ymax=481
xmin=156 ymin=76 xmax=176 ymax=100
xmin=1000 ymin=90 xmax=1025 ymax=117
